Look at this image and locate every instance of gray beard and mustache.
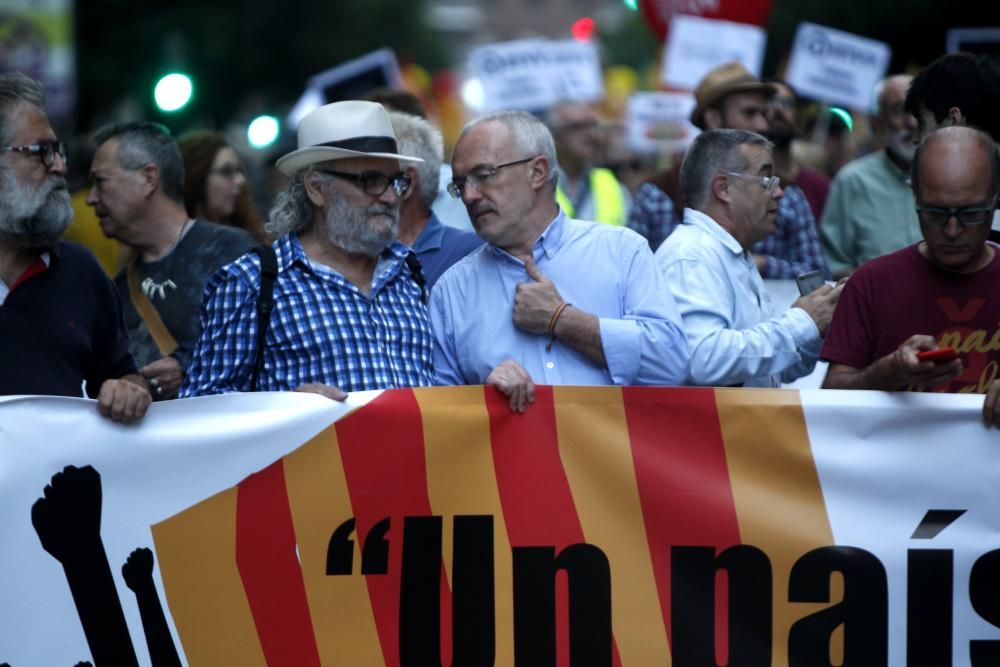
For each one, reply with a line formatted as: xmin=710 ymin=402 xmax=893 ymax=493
xmin=322 ymin=196 xmax=399 ymax=257
xmin=0 ymin=168 xmax=72 ymax=249
xmin=885 ymin=128 xmax=916 ymax=165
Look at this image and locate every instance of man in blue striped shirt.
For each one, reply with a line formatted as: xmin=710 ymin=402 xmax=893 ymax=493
xmin=181 ymin=101 xmax=435 ymax=399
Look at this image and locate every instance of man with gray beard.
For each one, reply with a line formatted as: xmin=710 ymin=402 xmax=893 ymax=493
xmin=820 ymin=74 xmax=922 ymax=278
xmin=181 ymin=101 xmax=435 ymax=398
xmin=0 ymin=72 xmax=150 ymax=422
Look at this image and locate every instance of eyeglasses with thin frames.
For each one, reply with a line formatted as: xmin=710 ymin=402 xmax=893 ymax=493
xmin=723 ymin=171 xmax=781 ymax=194
xmin=0 ymin=139 xmax=67 ymax=168
xmin=447 ymin=156 xmax=537 ymax=199
xmin=915 ymin=196 xmax=998 ymax=228
xmin=313 ymin=168 xmax=411 ymax=197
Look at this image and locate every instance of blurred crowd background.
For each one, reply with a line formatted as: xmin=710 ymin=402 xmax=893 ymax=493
xmin=3 ymin=0 xmax=998 ymax=272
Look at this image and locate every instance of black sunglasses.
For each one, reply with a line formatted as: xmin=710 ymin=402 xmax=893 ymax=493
xmin=314 ymin=168 xmax=411 ymax=196
xmin=915 ymin=196 xmax=999 ymax=228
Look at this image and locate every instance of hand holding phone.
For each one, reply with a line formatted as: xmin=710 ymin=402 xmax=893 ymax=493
xmin=795 ymin=270 xmax=825 ymax=296
xmin=916 ymin=347 xmax=959 ymax=363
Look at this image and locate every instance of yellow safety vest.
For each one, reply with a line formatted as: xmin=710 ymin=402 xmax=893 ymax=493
xmin=556 ymin=167 xmax=627 ymax=227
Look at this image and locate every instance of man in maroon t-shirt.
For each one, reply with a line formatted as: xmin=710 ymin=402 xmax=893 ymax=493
xmin=821 ymin=126 xmax=1000 ymax=426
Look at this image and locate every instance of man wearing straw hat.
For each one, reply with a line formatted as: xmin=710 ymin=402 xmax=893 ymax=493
xmin=181 ymin=101 xmax=435 ymax=399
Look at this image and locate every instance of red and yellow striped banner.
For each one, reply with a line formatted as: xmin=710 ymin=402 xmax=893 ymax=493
xmin=152 ymin=386 xmax=834 ymax=665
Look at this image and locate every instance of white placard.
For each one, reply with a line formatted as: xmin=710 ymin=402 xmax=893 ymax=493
xmin=625 ymin=92 xmax=700 ymax=154
xmin=468 ymin=38 xmax=604 ymax=113
xmin=661 ymin=15 xmax=766 ymax=91
xmin=786 ymin=22 xmax=891 ymax=111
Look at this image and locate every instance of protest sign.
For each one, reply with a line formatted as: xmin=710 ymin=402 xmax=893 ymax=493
xmin=639 ymin=0 xmax=773 ymax=41
xmin=625 ymin=91 xmax=699 ymax=154
xmin=468 ymin=39 xmax=604 ymax=112
xmin=661 ymin=15 xmax=766 ymax=91
xmin=786 ymin=22 xmax=891 ymax=110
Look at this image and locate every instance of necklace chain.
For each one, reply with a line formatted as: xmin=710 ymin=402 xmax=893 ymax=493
xmin=165 ymin=219 xmax=194 ymax=256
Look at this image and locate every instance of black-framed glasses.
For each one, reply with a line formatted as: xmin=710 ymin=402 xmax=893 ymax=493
xmin=314 ymin=168 xmax=411 ymax=196
xmin=723 ymin=171 xmax=781 ymax=194
xmin=447 ymin=156 xmax=536 ymax=199
xmin=915 ymin=197 xmax=998 ymax=228
xmin=0 ymin=139 xmax=67 ymax=168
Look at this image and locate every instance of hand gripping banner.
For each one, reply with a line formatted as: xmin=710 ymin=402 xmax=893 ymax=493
xmin=1 ymin=387 xmax=999 ymax=666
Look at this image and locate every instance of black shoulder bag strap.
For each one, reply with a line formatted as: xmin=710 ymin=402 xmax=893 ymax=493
xmin=404 ymin=251 xmax=428 ymax=305
xmin=250 ymin=244 xmax=278 ymax=391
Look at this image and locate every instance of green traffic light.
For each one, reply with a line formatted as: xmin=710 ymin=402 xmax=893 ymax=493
xmin=247 ymin=115 xmax=280 ymax=149
xmin=829 ymin=107 xmax=854 ymax=132
xmin=154 ymin=73 xmax=193 ymax=112
xmin=623 ymin=0 xmax=638 ymax=9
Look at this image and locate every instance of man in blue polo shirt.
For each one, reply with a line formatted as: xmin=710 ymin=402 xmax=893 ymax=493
xmin=0 ymin=72 xmax=150 ymax=422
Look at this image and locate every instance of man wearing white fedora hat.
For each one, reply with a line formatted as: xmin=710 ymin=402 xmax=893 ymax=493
xmin=181 ymin=100 xmax=435 ymax=398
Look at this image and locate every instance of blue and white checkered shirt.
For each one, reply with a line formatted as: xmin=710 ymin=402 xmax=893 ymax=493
xmin=180 ymin=233 xmax=434 ymax=396
xmin=752 ymin=183 xmax=832 ymax=280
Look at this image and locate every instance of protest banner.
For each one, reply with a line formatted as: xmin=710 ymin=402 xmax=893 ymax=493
xmin=467 ymin=39 xmax=604 ymax=113
xmin=786 ymin=23 xmax=891 ymax=111
xmin=661 ymin=15 xmax=766 ymax=91
xmin=2 ymin=387 xmax=998 ymax=666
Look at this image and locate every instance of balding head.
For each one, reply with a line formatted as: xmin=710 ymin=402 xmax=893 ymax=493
xmin=912 ymin=125 xmax=999 ymax=198
xmin=911 ymin=125 xmax=999 ymax=273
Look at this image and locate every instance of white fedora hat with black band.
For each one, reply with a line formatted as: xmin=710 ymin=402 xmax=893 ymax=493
xmin=275 ymin=100 xmax=424 ymax=176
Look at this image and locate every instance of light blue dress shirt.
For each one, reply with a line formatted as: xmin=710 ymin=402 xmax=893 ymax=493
xmin=430 ymin=210 xmax=689 ymax=386
xmin=655 ymin=208 xmax=821 ymax=388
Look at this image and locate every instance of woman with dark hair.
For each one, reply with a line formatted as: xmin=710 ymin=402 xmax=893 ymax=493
xmin=178 ymin=131 xmax=268 ymax=242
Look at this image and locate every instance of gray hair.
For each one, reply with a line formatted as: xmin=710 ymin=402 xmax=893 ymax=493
xmin=265 ymin=172 xmax=313 ymax=238
xmin=387 ymin=111 xmax=442 ymax=209
xmin=0 ymin=72 xmax=46 ymax=146
xmin=680 ymin=129 xmax=773 ymax=210
xmin=870 ymin=78 xmax=886 ymax=117
xmin=459 ymin=110 xmax=559 ymax=187
xmin=870 ymin=74 xmax=911 ymax=117
xmin=93 ymin=121 xmax=185 ymax=204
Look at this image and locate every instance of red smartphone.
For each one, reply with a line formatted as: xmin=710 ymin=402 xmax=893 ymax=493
xmin=917 ymin=347 xmax=959 ymax=363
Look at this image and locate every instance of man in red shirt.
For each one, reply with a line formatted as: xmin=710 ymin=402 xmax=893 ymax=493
xmin=821 ymin=126 xmax=1000 ymax=426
